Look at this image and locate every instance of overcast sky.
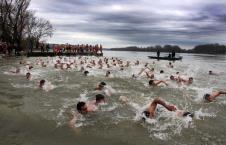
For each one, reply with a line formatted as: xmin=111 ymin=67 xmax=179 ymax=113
xmin=29 ymin=0 xmax=226 ymax=49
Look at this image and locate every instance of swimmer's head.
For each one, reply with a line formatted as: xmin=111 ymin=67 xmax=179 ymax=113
xmin=142 ymin=111 xmax=150 ymax=121
xmin=95 ymin=94 xmax=105 ymax=104
xmin=143 ymin=111 xmax=150 ymax=118
xmin=170 ymin=75 xmax=175 ymax=80
xmin=132 ymin=74 xmax=136 ymax=78
xmin=84 ymin=71 xmax=89 ymax=76
xmin=106 ymin=71 xmax=110 ymax=76
xmin=160 ymin=70 xmax=164 ymax=74
xmin=183 ymin=112 xmax=194 ymax=118
xmin=176 ymin=72 xmax=180 ymax=75
xmin=203 ymin=93 xmax=211 ymax=101
xmin=188 ymin=77 xmax=193 ymax=83
xmin=77 ymin=102 xmax=88 ymax=114
xmin=100 ymin=82 xmax=106 ymax=87
xmin=209 ymin=71 xmax=213 ymax=75
xmin=149 ymin=80 xmax=154 ymax=86
xmin=96 ymin=82 xmax=106 ymax=90
xmin=39 ymin=79 xmax=45 ymax=88
xmin=29 ymin=66 xmax=33 ymax=70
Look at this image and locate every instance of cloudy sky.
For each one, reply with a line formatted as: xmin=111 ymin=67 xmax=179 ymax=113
xmin=29 ymin=0 xmax=226 ymax=49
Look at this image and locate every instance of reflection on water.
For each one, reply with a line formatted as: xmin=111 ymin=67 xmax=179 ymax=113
xmin=0 ymin=51 xmax=226 ymax=145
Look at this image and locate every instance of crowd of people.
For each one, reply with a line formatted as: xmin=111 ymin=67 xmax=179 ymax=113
xmin=37 ymin=43 xmax=103 ymax=55
xmin=0 ymin=41 xmax=103 ymax=57
xmin=4 ymin=55 xmax=226 ymax=133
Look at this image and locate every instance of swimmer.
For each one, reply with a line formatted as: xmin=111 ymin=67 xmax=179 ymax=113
xmin=28 ymin=65 xmax=33 ymax=70
xmin=135 ymin=60 xmax=139 ymax=65
xmin=169 ymin=75 xmax=179 ymax=81
xmin=26 ymin=72 xmax=31 ymax=80
xmin=178 ymin=77 xmax=193 ymax=85
xmin=95 ymin=82 xmax=106 ymax=90
xmin=41 ymin=62 xmax=47 ymax=67
xmin=149 ymin=80 xmax=168 ymax=87
xmin=106 ymin=63 xmax=111 ymax=68
xmin=203 ymin=91 xmax=226 ymax=102
xmin=208 ymin=70 xmax=218 ymax=75
xmin=68 ymin=94 xmax=106 ymax=131
xmin=80 ymin=66 xmax=85 ymax=72
xmin=105 ymin=71 xmax=111 ymax=78
xmin=76 ymin=94 xmax=106 ymax=114
xmin=39 ymin=79 xmax=45 ymax=88
xmin=84 ymin=71 xmax=89 ymax=76
xmin=9 ymin=68 xmax=20 ymax=74
xmin=94 ymin=82 xmax=115 ymax=97
xmin=132 ymin=74 xmax=138 ymax=79
xmin=167 ymin=62 xmax=173 ymax=68
xmin=125 ymin=61 xmax=130 ymax=67
xmin=142 ymin=97 xmax=193 ymax=120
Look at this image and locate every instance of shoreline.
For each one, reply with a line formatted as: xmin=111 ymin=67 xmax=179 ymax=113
xmin=103 ymin=49 xmax=226 ymax=55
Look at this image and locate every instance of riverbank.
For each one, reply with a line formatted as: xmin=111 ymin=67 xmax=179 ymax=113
xmin=105 ymin=43 xmax=226 ymax=54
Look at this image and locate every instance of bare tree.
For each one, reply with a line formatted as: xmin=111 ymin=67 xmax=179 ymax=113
xmin=33 ymin=17 xmax=53 ymax=49
xmin=25 ymin=12 xmax=53 ymax=51
xmin=1 ymin=0 xmax=53 ymax=54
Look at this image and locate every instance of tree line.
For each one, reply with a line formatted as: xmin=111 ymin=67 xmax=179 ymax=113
xmin=0 ymin=0 xmax=53 ymax=54
xmin=108 ymin=44 xmax=226 ymax=54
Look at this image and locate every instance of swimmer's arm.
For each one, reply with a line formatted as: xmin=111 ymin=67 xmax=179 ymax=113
xmin=145 ymin=72 xmax=152 ymax=79
xmin=156 ymin=80 xmax=168 ymax=86
xmin=209 ymin=91 xmax=226 ymax=100
xmin=152 ymin=98 xmax=176 ymax=111
xmin=68 ymin=112 xmax=79 ymax=127
xmin=138 ymin=68 xmax=145 ymax=75
xmin=68 ymin=112 xmax=81 ymax=134
xmin=146 ymin=67 xmax=152 ymax=71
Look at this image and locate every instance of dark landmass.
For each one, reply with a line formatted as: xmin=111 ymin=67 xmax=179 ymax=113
xmin=106 ymin=44 xmax=226 ymax=54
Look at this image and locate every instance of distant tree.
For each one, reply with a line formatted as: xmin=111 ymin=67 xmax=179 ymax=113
xmin=192 ymin=44 xmax=226 ymax=54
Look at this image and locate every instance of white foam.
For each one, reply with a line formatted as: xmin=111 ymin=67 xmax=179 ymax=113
xmin=11 ymin=83 xmax=34 ymax=88
xmin=42 ymin=81 xmax=56 ymax=92
xmin=194 ymin=108 xmax=216 ymax=120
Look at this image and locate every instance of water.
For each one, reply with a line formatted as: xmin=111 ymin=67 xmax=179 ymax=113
xmin=0 ymin=51 xmax=226 ymax=145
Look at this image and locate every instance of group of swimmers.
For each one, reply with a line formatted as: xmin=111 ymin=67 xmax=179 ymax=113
xmin=5 ymin=55 xmax=226 ymax=131
xmin=66 ymin=57 xmax=226 ymax=129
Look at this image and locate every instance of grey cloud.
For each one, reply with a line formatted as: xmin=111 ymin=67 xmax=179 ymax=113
xmin=30 ymin=0 xmax=226 ymax=48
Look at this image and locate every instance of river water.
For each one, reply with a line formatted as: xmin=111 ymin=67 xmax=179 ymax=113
xmin=0 ymin=51 xmax=226 ymax=145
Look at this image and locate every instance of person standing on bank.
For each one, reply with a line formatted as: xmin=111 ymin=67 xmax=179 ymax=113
xmin=157 ymin=50 xmax=160 ymax=58
xmin=172 ymin=51 xmax=176 ymax=58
